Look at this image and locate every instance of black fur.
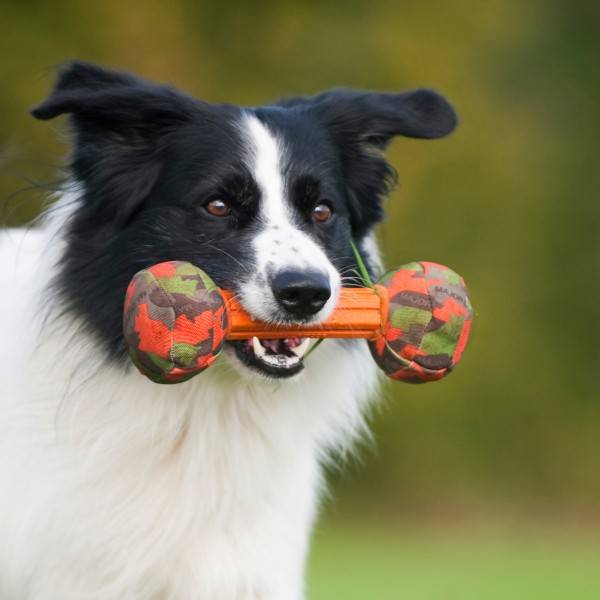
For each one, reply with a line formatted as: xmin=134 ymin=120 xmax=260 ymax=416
xmin=32 ymin=61 xmax=457 ymax=359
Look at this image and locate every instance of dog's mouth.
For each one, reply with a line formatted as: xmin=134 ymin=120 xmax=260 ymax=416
xmin=228 ymin=336 xmax=312 ymax=378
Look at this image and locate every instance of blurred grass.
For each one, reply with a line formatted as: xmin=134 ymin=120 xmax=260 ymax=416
xmin=309 ymin=521 xmax=600 ymax=599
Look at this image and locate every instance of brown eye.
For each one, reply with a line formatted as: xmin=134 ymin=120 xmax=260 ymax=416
xmin=205 ymin=198 xmax=231 ymax=217
xmin=311 ymin=202 xmax=333 ymax=223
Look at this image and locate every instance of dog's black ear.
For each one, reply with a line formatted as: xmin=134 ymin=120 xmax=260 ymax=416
xmin=281 ymin=88 xmax=457 ymax=145
xmin=32 ymin=61 xmax=202 ymax=228
xmin=31 ymin=60 xmax=199 ymax=133
xmin=279 ymin=88 xmax=457 ymax=236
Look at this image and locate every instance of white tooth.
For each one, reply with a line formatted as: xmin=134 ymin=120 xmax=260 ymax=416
xmin=263 ymin=354 xmax=299 ymax=368
xmin=252 ymin=336 xmax=266 ymax=359
xmin=290 ymin=338 xmax=311 ymax=358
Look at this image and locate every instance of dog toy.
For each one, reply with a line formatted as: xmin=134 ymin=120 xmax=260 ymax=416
xmin=123 ymin=261 xmax=472 ymax=384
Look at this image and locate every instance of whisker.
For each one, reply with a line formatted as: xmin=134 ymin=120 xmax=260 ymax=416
xmin=200 ymin=242 xmax=251 ymax=275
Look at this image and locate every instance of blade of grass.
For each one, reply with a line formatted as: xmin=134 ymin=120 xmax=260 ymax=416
xmin=304 ymin=337 xmax=324 ymax=358
xmin=350 ymin=240 xmax=373 ymax=287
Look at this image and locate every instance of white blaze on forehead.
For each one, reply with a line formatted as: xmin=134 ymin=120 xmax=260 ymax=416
xmin=242 ymin=113 xmax=289 ymax=227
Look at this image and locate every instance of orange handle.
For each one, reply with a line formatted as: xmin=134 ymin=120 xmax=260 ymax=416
xmin=221 ymin=287 xmax=387 ymax=340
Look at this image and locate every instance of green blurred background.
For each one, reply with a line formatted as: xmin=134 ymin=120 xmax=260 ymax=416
xmin=1 ymin=1 xmax=598 ymax=597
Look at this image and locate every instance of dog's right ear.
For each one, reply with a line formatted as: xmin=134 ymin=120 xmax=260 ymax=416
xmin=32 ymin=61 xmax=204 ymax=228
xmin=31 ymin=60 xmax=200 ymax=136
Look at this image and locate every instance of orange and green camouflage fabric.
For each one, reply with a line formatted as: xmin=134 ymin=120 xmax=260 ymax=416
xmin=123 ymin=261 xmax=228 ymax=384
xmin=369 ymin=261 xmax=472 ymax=383
xmin=123 ymin=260 xmax=471 ymax=385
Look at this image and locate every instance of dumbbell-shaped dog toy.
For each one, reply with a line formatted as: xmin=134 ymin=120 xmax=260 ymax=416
xmin=123 ymin=261 xmax=472 ymax=384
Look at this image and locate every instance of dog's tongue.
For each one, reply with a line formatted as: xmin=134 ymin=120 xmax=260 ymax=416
xmin=261 ymin=337 xmax=303 ymax=353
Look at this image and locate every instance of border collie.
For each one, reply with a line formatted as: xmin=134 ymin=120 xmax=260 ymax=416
xmin=0 ymin=61 xmax=456 ymax=599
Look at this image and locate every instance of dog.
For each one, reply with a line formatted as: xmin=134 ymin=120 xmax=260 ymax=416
xmin=0 ymin=61 xmax=456 ymax=599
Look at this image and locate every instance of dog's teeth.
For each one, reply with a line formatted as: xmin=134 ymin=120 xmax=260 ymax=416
xmin=262 ymin=353 xmax=300 ymax=368
xmin=252 ymin=336 xmax=303 ymax=369
xmin=290 ymin=338 xmax=311 ymax=358
xmin=252 ymin=336 xmax=266 ymax=359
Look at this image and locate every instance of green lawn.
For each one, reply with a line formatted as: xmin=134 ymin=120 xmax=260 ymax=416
xmin=308 ymin=522 xmax=600 ymax=599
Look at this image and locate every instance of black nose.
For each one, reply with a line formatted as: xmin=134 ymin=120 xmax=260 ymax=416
xmin=271 ymin=270 xmax=331 ymax=319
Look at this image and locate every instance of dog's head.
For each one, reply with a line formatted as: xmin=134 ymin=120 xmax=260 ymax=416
xmin=33 ymin=61 xmax=456 ymax=379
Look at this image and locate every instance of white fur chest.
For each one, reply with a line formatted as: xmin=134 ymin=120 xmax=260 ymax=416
xmin=0 ymin=228 xmax=379 ymax=600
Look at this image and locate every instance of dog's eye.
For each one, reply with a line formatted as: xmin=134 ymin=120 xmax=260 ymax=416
xmin=204 ymin=198 xmax=231 ymax=217
xmin=311 ymin=202 xmax=333 ymax=223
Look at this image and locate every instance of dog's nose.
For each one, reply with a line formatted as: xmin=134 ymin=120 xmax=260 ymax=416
xmin=271 ymin=270 xmax=331 ymax=319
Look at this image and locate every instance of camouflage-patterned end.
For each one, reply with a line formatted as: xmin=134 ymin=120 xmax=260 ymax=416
xmin=369 ymin=262 xmax=472 ymax=383
xmin=123 ymin=261 xmax=229 ymax=384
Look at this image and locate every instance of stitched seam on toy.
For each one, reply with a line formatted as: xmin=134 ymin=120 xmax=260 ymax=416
xmin=382 ymin=262 xmax=441 ymax=374
xmin=420 ymin=261 xmax=436 ymax=350
xmin=382 ymin=340 xmax=445 ymax=375
xmin=152 ymin=270 xmax=177 ymax=371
